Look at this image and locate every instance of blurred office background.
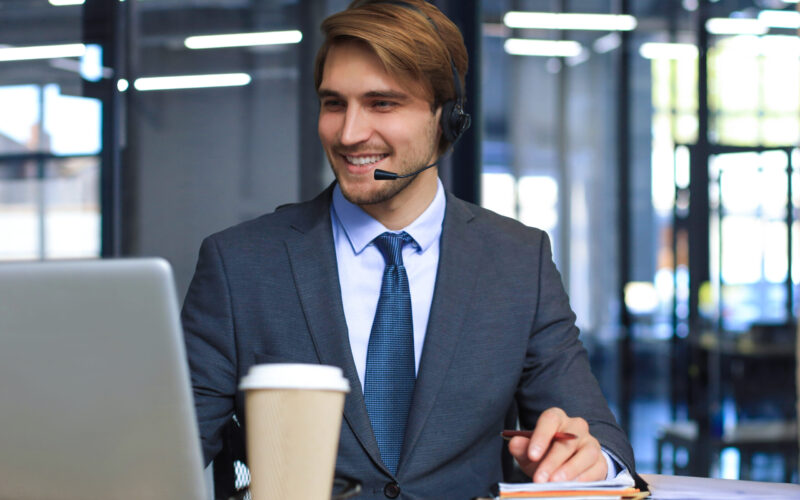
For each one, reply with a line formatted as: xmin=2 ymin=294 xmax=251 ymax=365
xmin=1 ymin=0 xmax=798 ymax=483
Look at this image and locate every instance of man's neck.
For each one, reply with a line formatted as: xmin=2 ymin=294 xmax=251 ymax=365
xmin=360 ymin=169 xmax=439 ymax=230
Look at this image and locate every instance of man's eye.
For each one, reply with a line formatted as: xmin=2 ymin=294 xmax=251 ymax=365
xmin=373 ymin=100 xmax=396 ymax=109
xmin=322 ymin=100 xmax=344 ymax=109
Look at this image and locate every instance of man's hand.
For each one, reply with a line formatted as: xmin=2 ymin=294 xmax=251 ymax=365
xmin=507 ymin=407 xmax=607 ymax=483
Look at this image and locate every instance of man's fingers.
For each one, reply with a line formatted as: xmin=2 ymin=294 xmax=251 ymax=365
xmin=532 ymin=438 xmax=578 ymax=482
xmin=508 ymin=436 xmax=534 ymax=466
xmin=528 ymin=408 xmax=566 ymax=461
xmin=571 ymin=454 xmax=608 ymax=483
xmin=547 ymin=439 xmax=605 ymax=483
xmin=507 ymin=436 xmax=543 ymax=478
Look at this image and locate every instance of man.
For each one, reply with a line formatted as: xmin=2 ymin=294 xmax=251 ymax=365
xmin=182 ymin=1 xmax=637 ymax=498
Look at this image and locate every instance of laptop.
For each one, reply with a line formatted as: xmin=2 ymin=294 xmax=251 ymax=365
xmin=0 ymin=258 xmax=208 ymax=500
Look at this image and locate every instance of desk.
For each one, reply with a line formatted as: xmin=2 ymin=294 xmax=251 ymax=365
xmin=641 ymin=473 xmax=800 ymax=499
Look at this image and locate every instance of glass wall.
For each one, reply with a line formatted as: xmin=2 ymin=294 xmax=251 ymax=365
xmin=479 ymin=0 xmax=800 ymax=479
xmin=0 ymin=1 xmax=101 ymax=260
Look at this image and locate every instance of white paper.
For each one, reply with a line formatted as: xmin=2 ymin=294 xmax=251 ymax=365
xmin=499 ymin=470 xmax=636 ymax=493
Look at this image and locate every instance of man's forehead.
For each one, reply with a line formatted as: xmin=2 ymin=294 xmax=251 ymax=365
xmin=320 ymin=39 xmax=432 ymax=100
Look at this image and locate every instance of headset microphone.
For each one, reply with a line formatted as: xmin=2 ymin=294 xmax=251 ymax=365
xmin=373 ymin=160 xmax=438 ymax=180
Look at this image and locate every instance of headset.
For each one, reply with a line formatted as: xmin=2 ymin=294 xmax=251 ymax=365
xmin=352 ymin=0 xmax=472 ymax=147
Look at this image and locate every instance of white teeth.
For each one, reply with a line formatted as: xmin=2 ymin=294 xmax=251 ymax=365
xmin=345 ymin=154 xmax=385 ymax=166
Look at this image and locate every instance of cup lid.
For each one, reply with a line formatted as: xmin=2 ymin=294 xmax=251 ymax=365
xmin=239 ymin=363 xmax=350 ymax=392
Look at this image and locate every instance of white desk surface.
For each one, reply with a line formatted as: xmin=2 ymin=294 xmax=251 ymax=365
xmin=641 ymin=473 xmax=800 ymax=499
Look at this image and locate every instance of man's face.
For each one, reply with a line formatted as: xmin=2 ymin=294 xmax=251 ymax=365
xmin=317 ymin=40 xmax=441 ymax=207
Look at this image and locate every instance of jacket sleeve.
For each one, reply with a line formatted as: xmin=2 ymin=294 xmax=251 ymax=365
xmin=514 ymin=231 xmax=636 ymax=473
xmin=181 ymin=235 xmax=239 ymax=466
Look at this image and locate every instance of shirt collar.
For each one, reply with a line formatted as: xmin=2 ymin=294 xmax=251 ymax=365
xmin=331 ymin=179 xmax=446 ymax=255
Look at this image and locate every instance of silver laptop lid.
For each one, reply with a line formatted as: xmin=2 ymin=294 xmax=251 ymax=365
xmin=0 ymin=258 xmax=207 ymax=500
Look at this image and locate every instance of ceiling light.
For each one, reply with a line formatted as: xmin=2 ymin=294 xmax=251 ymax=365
xmin=639 ymin=42 xmax=698 ymax=60
xmin=705 ymin=18 xmax=768 ymax=35
xmin=49 ymin=0 xmax=84 ymax=5
xmin=185 ymin=30 xmax=302 ymax=49
xmin=503 ymin=12 xmax=637 ymax=31
xmin=0 ymin=43 xmax=86 ymax=62
xmin=758 ymin=10 xmax=800 ymax=29
xmin=504 ymin=39 xmax=583 ymax=57
xmin=133 ymin=73 xmax=252 ymax=91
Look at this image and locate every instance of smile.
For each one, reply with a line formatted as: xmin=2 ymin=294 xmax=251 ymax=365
xmin=344 ymin=154 xmax=388 ymax=166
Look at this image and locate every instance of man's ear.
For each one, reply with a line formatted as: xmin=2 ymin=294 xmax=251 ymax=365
xmin=433 ymin=105 xmax=444 ymax=133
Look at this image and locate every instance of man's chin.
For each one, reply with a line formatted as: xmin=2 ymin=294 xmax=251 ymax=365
xmin=337 ymin=177 xmax=413 ymax=207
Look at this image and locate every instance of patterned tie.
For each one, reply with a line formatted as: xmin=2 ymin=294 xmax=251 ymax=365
xmin=363 ymin=231 xmax=416 ymax=475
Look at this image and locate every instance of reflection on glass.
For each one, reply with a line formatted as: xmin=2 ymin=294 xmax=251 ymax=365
xmin=0 ymin=84 xmax=101 ymax=156
xmin=0 ymin=158 xmax=99 ymax=260
xmin=0 ymin=85 xmax=40 ymax=152
xmin=763 ymin=220 xmax=788 ymax=283
xmin=709 ymin=35 xmax=800 ymax=146
xmin=518 ymin=176 xmax=558 ymax=234
xmin=721 ymin=216 xmax=763 ymax=284
xmin=43 ymin=84 xmax=101 ymax=155
xmin=481 ymin=172 xmax=515 ymax=219
xmin=651 ymin=140 xmax=675 ymax=214
xmin=710 ymin=150 xmax=794 ymax=330
xmin=0 ymin=169 xmax=40 ymax=259
xmin=762 ymin=116 xmax=800 ymax=146
xmin=43 ymin=158 xmax=100 ymax=258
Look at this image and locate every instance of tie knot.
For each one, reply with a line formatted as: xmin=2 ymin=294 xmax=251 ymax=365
xmin=373 ymin=231 xmax=414 ymax=267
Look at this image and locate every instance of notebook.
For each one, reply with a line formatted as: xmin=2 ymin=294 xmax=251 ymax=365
xmin=0 ymin=258 xmax=208 ymax=500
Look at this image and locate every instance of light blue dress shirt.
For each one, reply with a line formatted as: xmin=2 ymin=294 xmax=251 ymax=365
xmin=330 ymin=179 xmax=445 ymax=391
xmin=329 ymin=179 xmax=620 ymax=479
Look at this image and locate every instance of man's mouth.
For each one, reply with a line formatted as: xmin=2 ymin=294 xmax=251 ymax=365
xmin=343 ymin=154 xmax=388 ymax=166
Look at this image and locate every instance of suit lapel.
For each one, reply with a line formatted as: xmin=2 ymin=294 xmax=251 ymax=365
xmin=399 ymin=194 xmax=486 ymax=472
xmin=283 ymin=188 xmax=384 ymax=469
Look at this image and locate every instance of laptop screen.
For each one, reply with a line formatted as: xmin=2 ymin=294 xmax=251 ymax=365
xmin=0 ymin=258 xmax=207 ymax=500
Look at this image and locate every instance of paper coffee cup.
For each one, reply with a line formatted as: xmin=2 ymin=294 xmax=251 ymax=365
xmin=240 ymin=363 xmax=350 ymax=500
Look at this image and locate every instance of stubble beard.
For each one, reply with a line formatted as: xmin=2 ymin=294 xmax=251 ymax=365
xmin=329 ymin=118 xmax=439 ymax=207
xmin=338 ymin=172 xmax=416 ymax=206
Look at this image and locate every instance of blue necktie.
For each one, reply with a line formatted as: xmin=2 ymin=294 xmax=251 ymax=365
xmin=364 ymin=231 xmax=416 ymax=475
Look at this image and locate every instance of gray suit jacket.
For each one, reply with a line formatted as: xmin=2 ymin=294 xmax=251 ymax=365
xmin=182 ymin=186 xmax=636 ymax=499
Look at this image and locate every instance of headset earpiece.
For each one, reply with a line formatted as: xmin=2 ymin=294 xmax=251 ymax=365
xmin=441 ymin=99 xmax=471 ymax=145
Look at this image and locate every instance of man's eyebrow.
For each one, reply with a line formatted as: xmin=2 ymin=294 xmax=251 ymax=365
xmin=317 ymin=88 xmax=341 ymax=99
xmin=317 ymin=88 xmax=410 ymax=101
xmin=363 ymin=90 xmax=409 ymax=101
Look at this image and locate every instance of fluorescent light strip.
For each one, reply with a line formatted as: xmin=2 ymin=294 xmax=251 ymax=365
xmin=504 ymin=39 xmax=583 ymax=57
xmin=185 ymin=30 xmax=302 ymax=49
xmin=758 ymin=10 xmax=800 ymax=29
xmin=705 ymin=18 xmax=768 ymax=35
xmin=132 ymin=73 xmax=252 ymax=91
xmin=639 ymin=42 xmax=698 ymax=60
xmin=504 ymin=12 xmax=637 ymax=31
xmin=0 ymin=43 xmax=86 ymax=62
xmin=49 ymin=0 xmax=84 ymax=5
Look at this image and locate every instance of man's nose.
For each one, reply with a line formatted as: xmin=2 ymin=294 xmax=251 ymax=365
xmin=340 ymin=106 xmax=371 ymax=145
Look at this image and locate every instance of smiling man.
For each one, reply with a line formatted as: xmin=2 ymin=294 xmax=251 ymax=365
xmin=182 ymin=1 xmax=638 ymax=499
xmin=317 ymin=39 xmax=440 ymax=229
